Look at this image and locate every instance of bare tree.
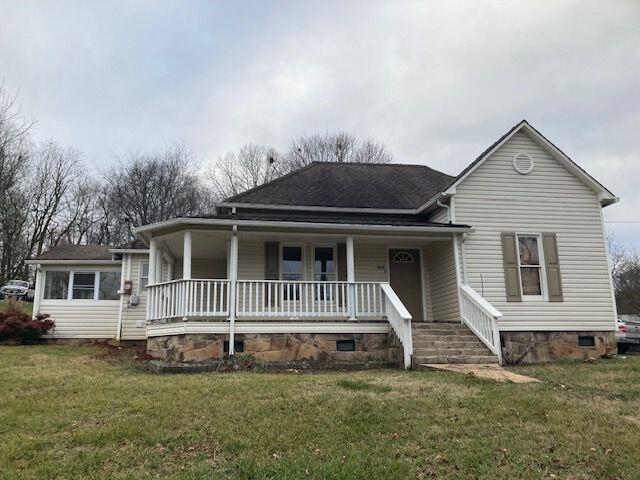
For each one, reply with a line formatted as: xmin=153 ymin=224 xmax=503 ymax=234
xmin=24 ymin=141 xmax=83 ymax=259
xmin=285 ymin=131 xmax=392 ymax=170
xmin=608 ymin=236 xmax=640 ymax=315
xmin=208 ymin=144 xmax=285 ymax=199
xmin=105 ymin=143 xmax=209 ymax=237
xmin=0 ymin=81 xmax=33 ymax=283
xmin=208 ymin=132 xmax=393 ymax=199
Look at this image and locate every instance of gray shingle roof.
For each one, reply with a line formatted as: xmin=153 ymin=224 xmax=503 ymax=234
xmin=30 ymin=244 xmax=114 ymax=261
xmin=224 ymin=162 xmax=455 ymax=210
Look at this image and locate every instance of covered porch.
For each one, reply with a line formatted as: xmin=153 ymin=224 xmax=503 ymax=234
xmin=137 ymin=218 xmax=500 ymax=367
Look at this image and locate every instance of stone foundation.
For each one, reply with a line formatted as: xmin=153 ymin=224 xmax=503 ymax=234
xmin=500 ymin=331 xmax=617 ymax=364
xmin=147 ymin=332 xmax=401 ymax=365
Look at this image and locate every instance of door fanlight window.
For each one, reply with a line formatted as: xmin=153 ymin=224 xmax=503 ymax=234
xmin=392 ymin=251 xmax=415 ymax=263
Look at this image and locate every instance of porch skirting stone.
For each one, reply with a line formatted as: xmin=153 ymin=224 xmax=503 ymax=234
xmin=147 ymin=332 xmax=402 ymax=365
xmin=500 ymin=331 xmax=616 ymax=364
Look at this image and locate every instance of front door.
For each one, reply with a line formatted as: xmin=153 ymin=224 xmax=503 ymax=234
xmin=388 ymin=249 xmax=424 ymax=321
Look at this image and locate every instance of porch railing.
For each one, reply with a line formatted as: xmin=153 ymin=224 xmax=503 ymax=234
xmin=380 ymin=283 xmax=413 ymax=369
xmin=147 ymin=279 xmax=230 ymax=321
xmin=458 ymin=283 xmax=503 ymax=363
xmin=235 ymin=281 xmax=385 ymax=318
xmin=148 ymin=280 xmax=387 ymax=321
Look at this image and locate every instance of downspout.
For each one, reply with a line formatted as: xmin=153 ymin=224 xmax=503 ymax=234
xmin=228 ymin=224 xmax=239 ymax=355
xmin=116 ymin=254 xmax=127 ymax=341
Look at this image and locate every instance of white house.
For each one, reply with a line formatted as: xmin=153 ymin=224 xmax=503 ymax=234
xmin=27 ymin=121 xmax=619 ymax=367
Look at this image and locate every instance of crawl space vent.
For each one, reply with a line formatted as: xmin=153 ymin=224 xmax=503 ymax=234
xmin=513 ymin=153 xmax=534 ymax=175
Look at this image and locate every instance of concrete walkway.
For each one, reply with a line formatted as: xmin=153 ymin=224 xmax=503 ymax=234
xmin=419 ymin=363 xmax=540 ymax=383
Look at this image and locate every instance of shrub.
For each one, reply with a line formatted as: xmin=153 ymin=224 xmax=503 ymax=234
xmin=0 ymin=300 xmax=54 ymax=344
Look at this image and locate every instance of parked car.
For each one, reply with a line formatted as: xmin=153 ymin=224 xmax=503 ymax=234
xmin=616 ymin=316 xmax=640 ymax=353
xmin=0 ymin=279 xmax=35 ymax=302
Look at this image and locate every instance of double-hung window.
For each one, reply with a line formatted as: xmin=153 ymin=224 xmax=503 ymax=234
xmin=281 ymin=246 xmax=303 ymax=300
xmin=314 ymin=246 xmax=335 ymax=300
xmin=72 ymin=272 xmax=96 ymax=299
xmin=516 ymin=234 xmax=545 ymax=299
xmin=139 ymin=262 xmax=150 ymax=291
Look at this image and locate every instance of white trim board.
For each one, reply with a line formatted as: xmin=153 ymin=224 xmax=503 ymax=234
xmin=146 ymin=321 xmax=390 ymax=337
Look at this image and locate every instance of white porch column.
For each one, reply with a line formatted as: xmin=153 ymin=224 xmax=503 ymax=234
xmin=148 ymin=239 xmax=158 ymax=285
xmin=147 ymin=239 xmax=158 ymax=322
xmin=183 ymin=231 xmax=192 ymax=280
xmin=227 ymin=227 xmax=239 ymax=355
xmin=32 ymin=266 xmax=43 ymax=320
xmin=155 ymin=247 xmax=164 ymax=283
xmin=346 ymin=235 xmax=356 ymax=320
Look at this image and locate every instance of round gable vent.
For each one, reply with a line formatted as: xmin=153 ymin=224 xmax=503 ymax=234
xmin=513 ymin=153 xmax=534 ymax=175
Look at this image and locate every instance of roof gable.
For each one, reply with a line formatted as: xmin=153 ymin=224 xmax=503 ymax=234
xmin=441 ymin=120 xmax=617 ymax=206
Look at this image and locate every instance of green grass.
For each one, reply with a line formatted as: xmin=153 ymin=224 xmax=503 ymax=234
xmin=0 ymin=299 xmax=33 ymax=316
xmin=0 ymin=346 xmax=638 ymax=479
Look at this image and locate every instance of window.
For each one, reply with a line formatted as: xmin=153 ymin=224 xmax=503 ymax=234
xmin=516 ymin=234 xmax=545 ymax=298
xmin=139 ymin=262 xmax=149 ymax=290
xmin=42 ymin=270 xmax=120 ymax=301
xmin=72 ymin=272 xmax=96 ymax=299
xmin=392 ymin=251 xmax=415 ymax=263
xmin=578 ymin=336 xmax=595 ymax=347
xmin=44 ymin=271 xmax=69 ymax=299
xmin=314 ymin=246 xmax=335 ymax=300
xmin=282 ymin=246 xmax=303 ymax=300
xmin=99 ymin=271 xmax=121 ymax=300
xmin=336 ymin=340 xmax=356 ymax=351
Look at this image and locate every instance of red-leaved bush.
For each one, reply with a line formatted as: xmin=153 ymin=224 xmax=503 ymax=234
xmin=0 ymin=300 xmax=55 ymax=344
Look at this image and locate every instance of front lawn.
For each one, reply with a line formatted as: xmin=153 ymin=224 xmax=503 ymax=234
xmin=0 ymin=346 xmax=638 ymax=479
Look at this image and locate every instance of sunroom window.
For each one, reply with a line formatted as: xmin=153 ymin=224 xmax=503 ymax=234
xmin=72 ymin=272 xmax=96 ymax=299
xmin=517 ymin=234 xmax=544 ymax=298
xmin=99 ymin=272 xmax=121 ymax=300
xmin=44 ymin=271 xmax=69 ymax=299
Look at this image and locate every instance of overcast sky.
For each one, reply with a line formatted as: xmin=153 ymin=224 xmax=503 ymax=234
xmin=2 ymin=1 xmax=639 ymax=245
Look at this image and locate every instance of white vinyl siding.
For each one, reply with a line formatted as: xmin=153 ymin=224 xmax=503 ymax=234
xmin=424 ymin=240 xmax=460 ymax=323
xmin=453 ymin=130 xmax=616 ymax=331
xmin=39 ymin=264 xmax=121 ymax=339
xmin=120 ymin=254 xmax=149 ymax=340
xmin=174 ymin=258 xmax=227 ymax=279
xmin=430 ymin=207 xmax=450 ymax=224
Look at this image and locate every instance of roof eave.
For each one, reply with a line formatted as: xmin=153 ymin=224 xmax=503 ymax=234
xmin=135 ymin=217 xmax=473 ymax=237
xmin=216 ymin=201 xmax=419 ymax=215
xmin=25 ymin=259 xmax=121 ymax=265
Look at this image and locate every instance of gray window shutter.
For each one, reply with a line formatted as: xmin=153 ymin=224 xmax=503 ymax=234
xmin=337 ymin=243 xmax=347 ymax=281
xmin=542 ymin=233 xmax=563 ymax=302
xmin=265 ymin=242 xmax=279 ymax=280
xmin=501 ymin=232 xmax=522 ymax=302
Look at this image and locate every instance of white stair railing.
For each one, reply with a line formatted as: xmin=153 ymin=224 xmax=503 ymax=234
xmin=458 ymin=284 xmax=503 ymax=363
xmin=380 ymin=283 xmax=413 ymax=369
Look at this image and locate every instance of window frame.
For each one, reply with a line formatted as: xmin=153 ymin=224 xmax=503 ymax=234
xmin=312 ymin=244 xmax=337 ymax=282
xmin=279 ymin=244 xmax=305 ymax=282
xmin=515 ymin=233 xmax=547 ymax=301
xmin=279 ymin=244 xmax=305 ymax=302
xmin=138 ymin=261 xmax=150 ymax=294
xmin=41 ymin=268 xmax=121 ymax=303
xmin=43 ymin=270 xmax=70 ymax=300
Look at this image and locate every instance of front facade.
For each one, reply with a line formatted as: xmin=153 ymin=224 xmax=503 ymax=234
xmin=27 ymin=121 xmax=619 ymax=367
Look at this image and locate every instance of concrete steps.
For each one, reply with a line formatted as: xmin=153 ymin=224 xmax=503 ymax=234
xmin=411 ymin=322 xmax=499 ymax=367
